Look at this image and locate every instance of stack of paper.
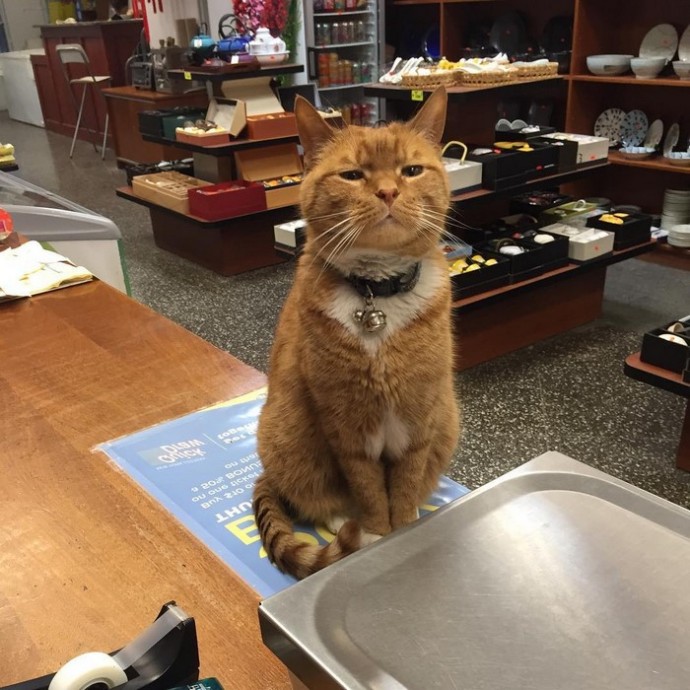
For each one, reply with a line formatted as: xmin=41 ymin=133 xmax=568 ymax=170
xmin=0 ymin=240 xmax=93 ymax=302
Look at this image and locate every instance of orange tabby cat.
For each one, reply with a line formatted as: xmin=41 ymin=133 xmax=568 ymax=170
xmin=254 ymin=87 xmax=460 ymax=578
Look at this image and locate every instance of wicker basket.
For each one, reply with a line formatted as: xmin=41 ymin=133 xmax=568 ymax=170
xmin=455 ymin=69 xmax=517 ymax=86
xmin=401 ymin=70 xmax=457 ymax=89
xmin=515 ymin=62 xmax=559 ymax=79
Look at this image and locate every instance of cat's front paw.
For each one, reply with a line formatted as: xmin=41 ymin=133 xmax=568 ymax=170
xmin=390 ymin=506 xmax=420 ymax=530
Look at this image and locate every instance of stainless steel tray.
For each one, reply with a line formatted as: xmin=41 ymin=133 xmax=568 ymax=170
xmin=259 ymin=452 xmax=690 ymax=690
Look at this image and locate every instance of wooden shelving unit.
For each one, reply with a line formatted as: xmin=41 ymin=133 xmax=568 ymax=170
xmin=608 ymin=151 xmax=690 ymax=175
xmin=569 ymin=74 xmax=689 ymax=88
xmin=140 ymin=132 xmax=300 ymax=158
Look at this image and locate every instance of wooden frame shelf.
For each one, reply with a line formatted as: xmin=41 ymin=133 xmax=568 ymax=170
xmin=569 ymin=74 xmax=690 ymax=88
xmin=609 ymin=151 xmax=690 ymax=175
xmin=116 ymin=186 xmax=297 ymax=225
xmin=451 ymin=160 xmax=609 ymax=205
xmin=140 ymin=133 xmax=299 ymax=157
xmin=167 ymin=64 xmax=304 ymax=83
xmin=364 ymin=75 xmax=563 ymax=102
xmin=453 ymin=240 xmax=655 ymax=311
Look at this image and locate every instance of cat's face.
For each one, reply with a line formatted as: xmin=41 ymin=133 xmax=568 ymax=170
xmin=296 ymin=90 xmax=450 ymax=262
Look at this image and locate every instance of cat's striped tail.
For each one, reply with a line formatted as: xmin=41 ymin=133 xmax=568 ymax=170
xmin=253 ymin=475 xmax=361 ymax=579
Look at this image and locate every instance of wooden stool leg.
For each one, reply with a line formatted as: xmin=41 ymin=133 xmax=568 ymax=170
xmin=677 ymin=401 xmax=690 ymax=472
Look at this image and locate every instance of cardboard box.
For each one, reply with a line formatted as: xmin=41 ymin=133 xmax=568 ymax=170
xmin=188 ymin=180 xmax=267 ymax=221
xmin=476 ymin=239 xmax=549 ymax=282
xmin=442 ymin=157 xmax=483 ymax=193
xmin=138 ymin=107 xmax=206 ymax=139
xmin=542 ymin=223 xmax=614 ymax=262
xmin=641 ymin=328 xmax=690 ymax=374
xmin=447 ymin=252 xmax=511 ymax=299
xmin=542 ymin=132 xmax=609 ymax=165
xmin=274 ymin=219 xmax=307 ymax=250
xmin=235 ymin=144 xmax=303 ymax=209
xmin=466 ymin=141 xmax=560 ymax=190
xmin=175 ymin=98 xmax=247 ymax=146
xmin=586 ymin=212 xmax=652 ymax=250
xmin=533 ymin=136 xmax=578 ymax=172
xmin=132 ymin=171 xmax=210 ymax=215
xmin=223 ymin=77 xmax=298 ymax=140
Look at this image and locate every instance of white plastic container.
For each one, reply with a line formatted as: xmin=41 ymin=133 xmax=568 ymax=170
xmin=0 ymin=49 xmax=45 ymax=127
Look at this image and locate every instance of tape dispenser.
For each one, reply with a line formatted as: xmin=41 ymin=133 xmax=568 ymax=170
xmin=4 ymin=602 xmax=199 ymax=690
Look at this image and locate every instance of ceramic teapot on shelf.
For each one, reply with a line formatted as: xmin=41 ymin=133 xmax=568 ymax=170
xmin=189 ymin=23 xmax=216 ymax=60
xmin=248 ymin=27 xmax=287 ymax=55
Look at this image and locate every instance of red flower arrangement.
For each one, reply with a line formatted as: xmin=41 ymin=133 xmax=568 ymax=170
xmin=234 ymin=0 xmax=289 ymax=36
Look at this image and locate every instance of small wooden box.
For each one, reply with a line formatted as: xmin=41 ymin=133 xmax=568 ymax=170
xmin=235 ymin=144 xmax=303 ymax=209
xmin=132 ymin=171 xmax=210 ymax=214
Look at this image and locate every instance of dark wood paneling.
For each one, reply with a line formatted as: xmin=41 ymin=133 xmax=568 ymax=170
xmin=39 ymin=21 xmax=142 ymax=145
xmin=149 ymin=206 xmax=291 ymax=276
xmin=30 ymin=54 xmax=60 ymax=130
xmin=103 ymin=86 xmax=209 ymax=164
xmin=454 ymin=266 xmax=606 ymax=370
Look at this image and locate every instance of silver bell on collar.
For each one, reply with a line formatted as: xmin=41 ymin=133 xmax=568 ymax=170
xmin=354 ymin=308 xmax=387 ymax=333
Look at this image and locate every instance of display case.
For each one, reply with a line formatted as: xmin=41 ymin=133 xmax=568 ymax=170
xmin=303 ymin=0 xmax=384 ymax=125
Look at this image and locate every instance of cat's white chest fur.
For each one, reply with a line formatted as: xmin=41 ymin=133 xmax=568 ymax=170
xmin=324 ymin=253 xmax=445 ymax=357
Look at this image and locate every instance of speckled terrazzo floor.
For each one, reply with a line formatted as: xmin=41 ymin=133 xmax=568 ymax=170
xmin=4 ymin=112 xmax=690 ymax=507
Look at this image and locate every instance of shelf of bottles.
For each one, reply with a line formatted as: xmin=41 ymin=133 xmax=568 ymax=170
xmin=304 ymin=0 xmax=384 ymax=126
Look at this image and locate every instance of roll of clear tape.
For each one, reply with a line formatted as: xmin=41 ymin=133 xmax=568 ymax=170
xmin=48 ymin=652 xmax=128 ymax=690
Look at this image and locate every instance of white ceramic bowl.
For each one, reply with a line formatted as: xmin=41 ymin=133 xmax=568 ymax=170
xmin=630 ymin=56 xmax=666 ymax=79
xmin=619 ymin=146 xmax=656 ymax=159
xmin=586 ymin=54 xmax=633 ymax=76
xmin=672 ymin=60 xmax=690 ymax=80
xmin=665 ymin=152 xmax=690 ymax=167
xmin=255 ymin=51 xmax=290 ymax=65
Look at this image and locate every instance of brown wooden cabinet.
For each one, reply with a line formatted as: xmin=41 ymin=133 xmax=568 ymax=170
xmin=103 ymin=86 xmax=209 ymax=165
xmin=33 ymin=20 xmax=143 ymax=145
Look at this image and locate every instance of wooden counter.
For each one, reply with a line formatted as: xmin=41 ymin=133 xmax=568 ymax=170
xmin=34 ymin=20 xmax=143 ymax=145
xmin=0 ymin=278 xmax=290 ymax=689
xmin=103 ymin=86 xmax=209 ymax=165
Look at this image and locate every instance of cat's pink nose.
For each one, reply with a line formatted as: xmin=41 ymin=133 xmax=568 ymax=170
xmin=376 ymin=187 xmax=399 ymax=207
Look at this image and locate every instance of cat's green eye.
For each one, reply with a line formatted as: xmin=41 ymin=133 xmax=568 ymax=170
xmin=401 ymin=165 xmax=424 ymax=177
xmin=339 ymin=169 xmax=364 ymax=181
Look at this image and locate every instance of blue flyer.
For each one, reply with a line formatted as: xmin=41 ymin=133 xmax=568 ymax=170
xmin=99 ymin=388 xmax=469 ymax=597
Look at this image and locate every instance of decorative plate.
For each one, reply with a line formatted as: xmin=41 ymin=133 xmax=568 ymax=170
xmin=620 ymin=110 xmax=649 ymax=147
xmin=679 ymin=24 xmax=690 ymax=62
xmin=594 ymin=108 xmax=626 ymax=146
xmin=643 ymin=119 xmax=664 ymax=148
xmin=663 ymin=122 xmax=680 ymax=155
xmin=639 ymin=23 xmax=678 ymax=62
xmin=489 ymin=12 xmax=528 ymax=56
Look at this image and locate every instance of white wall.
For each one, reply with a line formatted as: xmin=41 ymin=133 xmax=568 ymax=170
xmin=0 ymin=0 xmax=48 ymax=51
xmin=145 ymin=0 xmax=199 ymax=46
xmin=206 ymin=0 xmax=232 ymax=36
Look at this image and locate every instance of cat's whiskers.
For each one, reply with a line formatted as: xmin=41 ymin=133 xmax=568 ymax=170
xmin=318 ymin=224 xmax=362 ymax=281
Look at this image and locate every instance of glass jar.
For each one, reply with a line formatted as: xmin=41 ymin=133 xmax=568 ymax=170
xmin=331 ymin=22 xmax=340 ymax=45
xmin=355 ymin=20 xmax=366 ymax=42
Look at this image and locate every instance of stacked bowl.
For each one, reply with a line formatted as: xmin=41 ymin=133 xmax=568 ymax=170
xmin=661 ymin=189 xmax=690 ymax=230
xmin=669 ymin=224 xmax=690 ymax=248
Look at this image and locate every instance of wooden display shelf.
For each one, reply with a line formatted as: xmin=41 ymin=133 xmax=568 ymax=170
xmin=609 ymin=151 xmax=690 ymax=175
xmin=639 ymin=242 xmax=690 ymax=272
xmin=363 ymin=75 xmax=563 ymax=102
xmin=116 ymin=186 xmax=296 ymax=275
xmin=451 ymin=160 xmax=609 ymax=205
xmin=116 ymin=185 xmax=296 ymax=224
xmin=453 ymin=240 xmax=655 ymax=311
xmin=141 ymin=132 xmax=300 ymax=157
xmin=569 ymin=74 xmax=690 ymax=88
xmin=167 ymin=63 xmax=304 ymax=83
xmin=453 ymin=240 xmax=655 ymax=370
xmin=624 ymin=351 xmax=690 ymax=472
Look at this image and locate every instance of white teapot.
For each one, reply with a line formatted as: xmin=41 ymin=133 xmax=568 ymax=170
xmin=248 ymin=27 xmax=287 ymax=54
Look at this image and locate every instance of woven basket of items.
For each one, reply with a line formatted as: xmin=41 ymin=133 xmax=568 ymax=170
xmin=514 ymin=61 xmax=559 ymax=79
xmin=401 ymin=70 xmax=458 ymax=89
xmin=455 ymin=68 xmax=517 ymax=86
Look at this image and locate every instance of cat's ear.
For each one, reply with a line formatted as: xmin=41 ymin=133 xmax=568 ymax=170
xmin=408 ymin=87 xmax=447 ymax=145
xmin=294 ymin=96 xmax=334 ymax=169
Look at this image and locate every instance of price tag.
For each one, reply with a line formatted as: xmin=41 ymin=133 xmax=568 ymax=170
xmin=411 ymin=90 xmax=424 ymax=102
xmin=183 ymin=71 xmax=192 ymax=81
xmin=231 ymin=55 xmax=239 ymax=65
